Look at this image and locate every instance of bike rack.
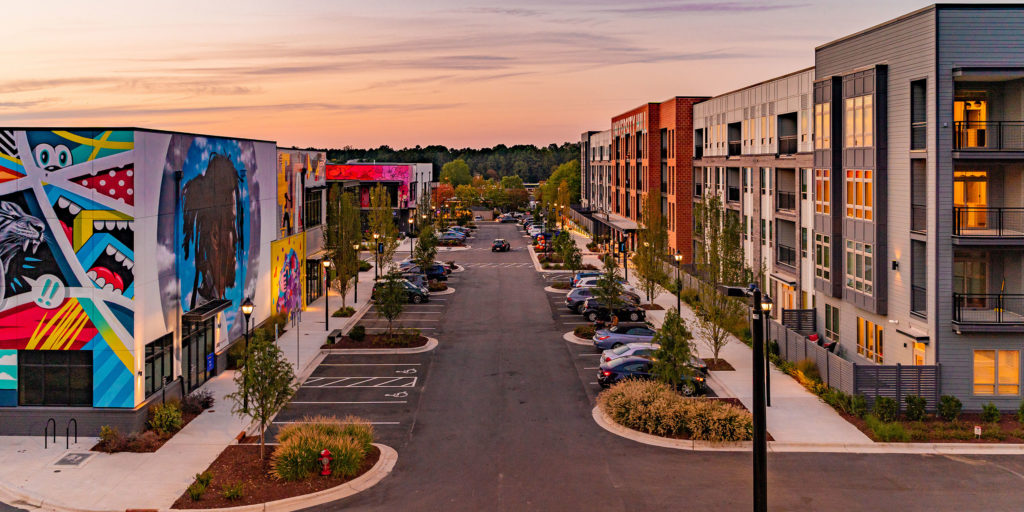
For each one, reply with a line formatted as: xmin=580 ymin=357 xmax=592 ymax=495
xmin=44 ymin=418 xmax=55 ymax=449
xmin=66 ymin=418 xmax=77 ymax=449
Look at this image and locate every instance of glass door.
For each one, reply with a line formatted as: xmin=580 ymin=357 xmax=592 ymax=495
xmin=954 ymin=254 xmax=988 ymax=308
xmin=954 ymin=171 xmax=988 ymax=229
xmin=955 ymin=96 xmax=988 ymax=148
xmin=182 ymin=318 xmax=216 ymax=392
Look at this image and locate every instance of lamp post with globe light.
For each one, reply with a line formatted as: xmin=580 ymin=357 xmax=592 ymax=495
xmin=353 ymin=243 xmax=361 ymax=303
xmin=322 ymin=259 xmax=331 ymax=332
xmin=240 ymin=298 xmax=254 ymax=412
xmin=673 ymin=252 xmax=683 ymax=312
xmin=373 ymin=233 xmax=381 ymax=279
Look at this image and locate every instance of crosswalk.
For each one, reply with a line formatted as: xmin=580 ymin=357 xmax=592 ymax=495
xmin=458 ymin=262 xmax=534 ymax=268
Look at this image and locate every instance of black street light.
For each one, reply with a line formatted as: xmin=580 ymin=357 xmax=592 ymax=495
xmin=240 ymin=297 xmax=254 ymax=413
xmin=322 ymin=259 xmax=332 ymax=332
xmin=353 ymin=243 xmax=361 ymax=303
xmin=761 ymin=295 xmax=774 ymax=407
xmin=718 ymin=284 xmax=768 ymax=512
xmin=673 ymin=252 xmax=683 ymax=312
xmin=408 ymin=217 xmax=415 ymax=259
xmin=373 ymin=233 xmax=381 ymax=280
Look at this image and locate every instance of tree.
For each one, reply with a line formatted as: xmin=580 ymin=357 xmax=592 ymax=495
xmin=650 ymin=309 xmax=696 ymax=391
xmin=433 ymin=183 xmax=455 ymax=206
xmin=634 ymin=188 xmax=669 ymax=303
xmin=506 ymin=188 xmax=529 ymax=211
xmin=325 ymin=187 xmax=361 ymax=308
xmin=454 ymin=184 xmax=479 ymax=207
xmin=376 ymin=273 xmax=406 ymax=338
xmin=440 ymin=159 xmax=472 ymax=186
xmin=225 ymin=330 xmax=296 ymax=460
xmin=369 ymin=184 xmax=399 ymax=273
xmin=592 ymin=254 xmax=626 ymax=317
xmin=539 ymin=160 xmax=581 ymax=206
xmin=501 ymin=174 xmax=524 ymax=189
xmin=558 ymin=232 xmax=583 ymax=277
xmin=414 ymin=222 xmax=438 ymax=271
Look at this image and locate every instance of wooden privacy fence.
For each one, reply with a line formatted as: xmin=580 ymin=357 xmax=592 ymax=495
xmin=767 ymin=320 xmax=941 ymax=411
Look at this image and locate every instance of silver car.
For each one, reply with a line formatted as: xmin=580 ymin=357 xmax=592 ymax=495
xmin=600 ymin=342 xmax=660 ymax=364
xmin=592 ymin=325 xmax=656 ymax=350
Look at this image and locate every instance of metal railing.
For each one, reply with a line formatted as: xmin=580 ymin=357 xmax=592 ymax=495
xmin=953 ymin=207 xmax=1024 ymax=237
xmin=954 ymin=121 xmax=1024 ymax=151
xmin=953 ymin=293 xmax=1024 ymax=325
xmin=911 ymin=285 xmax=927 ymax=315
xmin=776 ymin=244 xmax=797 ymax=267
xmin=776 ymin=191 xmax=796 ymax=211
xmin=728 ymin=141 xmax=742 ymax=157
xmin=911 ymin=204 xmax=927 ymax=232
xmin=778 ymin=135 xmax=798 ymax=155
xmin=727 ymin=186 xmax=740 ymax=203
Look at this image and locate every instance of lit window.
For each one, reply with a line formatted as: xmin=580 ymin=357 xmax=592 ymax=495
xmin=815 ymin=233 xmax=830 ymax=279
xmin=844 ymin=94 xmax=873 ymax=148
xmin=974 ymin=350 xmax=1020 ymax=395
xmin=856 ymin=317 xmax=884 ymax=363
xmin=824 ymin=304 xmax=839 ymax=344
xmin=814 ymin=169 xmax=831 ymax=214
xmin=845 ymin=169 xmax=873 ymax=220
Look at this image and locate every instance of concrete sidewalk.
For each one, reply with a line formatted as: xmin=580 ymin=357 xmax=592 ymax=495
xmin=566 ymin=232 xmax=872 ymax=445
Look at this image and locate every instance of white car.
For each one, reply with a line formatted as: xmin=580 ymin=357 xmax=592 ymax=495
xmin=574 ymin=276 xmax=639 ymax=296
xmin=528 ymin=227 xmax=543 ymax=237
xmin=601 ymin=342 xmax=660 ymax=364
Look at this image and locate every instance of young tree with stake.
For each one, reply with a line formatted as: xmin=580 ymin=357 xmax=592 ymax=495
xmin=225 ymin=330 xmax=296 ymax=460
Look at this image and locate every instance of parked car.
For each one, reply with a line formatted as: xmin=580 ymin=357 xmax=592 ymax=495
xmin=371 ymin=279 xmax=430 ymax=304
xmin=565 ymin=289 xmax=638 ymax=313
xmin=474 ymin=215 xmax=483 ymax=221
xmin=438 ymin=232 xmax=465 ymax=243
xmin=500 ymin=216 xmax=517 ymax=223
xmin=571 ymin=271 xmax=601 ymax=287
xmin=527 ymin=226 xmax=543 ymax=237
xmin=448 ymin=226 xmax=472 ymax=236
xmin=574 ymin=276 xmax=639 ymax=296
xmin=492 ymin=239 xmax=510 ymax=252
xmin=397 ymin=272 xmax=428 ymax=290
xmin=601 ymin=342 xmax=660 ymax=364
xmin=592 ymin=325 xmax=657 ymax=349
xmin=402 ymin=264 xmax=448 ymax=281
xmin=596 ymin=356 xmax=706 ymax=396
xmin=581 ymin=298 xmax=646 ymax=323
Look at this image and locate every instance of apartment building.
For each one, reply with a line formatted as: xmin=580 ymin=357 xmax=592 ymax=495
xmin=692 ymin=69 xmax=816 ymax=312
xmin=581 ymin=130 xmax=611 ymax=213
xmin=814 ymin=4 xmax=1024 ymax=410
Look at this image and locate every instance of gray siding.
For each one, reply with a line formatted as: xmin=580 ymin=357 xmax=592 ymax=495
xmin=937 ymin=7 xmax=1024 ymax=410
xmin=815 ymin=8 xmax=937 ymax=366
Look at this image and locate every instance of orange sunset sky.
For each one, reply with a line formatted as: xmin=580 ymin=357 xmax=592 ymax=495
xmin=0 ymin=0 xmax=994 ymax=148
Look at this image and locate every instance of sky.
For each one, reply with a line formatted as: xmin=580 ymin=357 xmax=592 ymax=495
xmin=0 ymin=1 xmax=1005 ymax=148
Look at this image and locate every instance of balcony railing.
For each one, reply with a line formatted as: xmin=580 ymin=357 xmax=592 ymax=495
xmin=911 ymin=204 xmax=927 ymax=232
xmin=954 ymin=121 xmax=1024 ymax=151
xmin=728 ymin=141 xmax=741 ymax=157
xmin=727 ymin=186 xmax=740 ymax=203
xmin=778 ymin=135 xmax=798 ymax=155
xmin=953 ymin=207 xmax=1024 ymax=237
xmin=953 ymin=293 xmax=1024 ymax=326
xmin=777 ymin=244 xmax=797 ymax=267
xmin=776 ymin=191 xmax=797 ymax=211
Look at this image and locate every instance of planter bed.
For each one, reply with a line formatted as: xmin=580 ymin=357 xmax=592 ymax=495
xmin=171 ymin=444 xmax=380 ymax=509
xmin=91 ymin=410 xmax=201 ymax=453
xmin=551 ymin=282 xmax=572 ymax=290
xmin=840 ymin=412 xmax=1024 ymax=443
xmin=703 ymin=358 xmax=735 ymax=371
xmin=322 ymin=333 xmax=430 ymax=350
xmin=640 ymin=304 xmax=664 ymax=311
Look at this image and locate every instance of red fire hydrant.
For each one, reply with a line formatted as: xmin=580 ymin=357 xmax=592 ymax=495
xmin=319 ymin=449 xmax=333 ymax=476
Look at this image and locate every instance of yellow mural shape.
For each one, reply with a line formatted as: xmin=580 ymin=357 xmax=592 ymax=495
xmin=270 ymin=233 xmax=306 ymax=315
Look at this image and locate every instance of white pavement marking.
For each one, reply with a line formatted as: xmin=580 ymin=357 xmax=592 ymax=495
xmin=301 ymin=376 xmax=418 ymax=387
xmin=290 ymin=401 xmax=408 ymax=404
xmin=584 ymin=367 xmax=599 ymax=370
xmin=320 ymin=363 xmax=422 ymax=366
xmin=363 ymin=327 xmax=436 ymax=330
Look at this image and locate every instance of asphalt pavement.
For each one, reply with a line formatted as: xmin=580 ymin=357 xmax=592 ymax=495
xmin=304 ymin=223 xmax=1024 ymax=512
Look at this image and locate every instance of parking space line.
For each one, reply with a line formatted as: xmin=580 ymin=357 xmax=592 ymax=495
xmin=563 ymin=322 xmax=591 ymax=325
xmin=344 ymin=377 xmax=379 ymax=386
xmin=583 ymin=367 xmax=599 ymax=370
xmin=290 ymin=401 xmax=408 ymax=404
xmin=363 ymin=327 xmax=436 ymax=330
xmin=320 ymin=363 xmax=421 ymax=366
xmin=370 ymin=378 xmax=404 ymax=387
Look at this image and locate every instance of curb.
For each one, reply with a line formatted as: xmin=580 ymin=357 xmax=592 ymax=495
xmin=431 ymin=287 xmax=456 ymax=296
xmin=562 ymin=331 xmax=593 ymax=347
xmin=592 ymin=406 xmax=751 ymax=452
xmin=544 ymin=286 xmax=569 ymax=293
xmin=159 ymin=443 xmax=397 ymax=512
xmin=321 ymin=337 xmax=439 ymax=355
xmin=437 ymin=246 xmax=469 ymax=252
xmin=527 ymin=247 xmax=568 ymax=273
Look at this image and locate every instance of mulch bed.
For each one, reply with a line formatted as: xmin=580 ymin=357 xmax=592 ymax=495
xmin=322 ymin=334 xmax=429 ymax=350
xmin=640 ymin=304 xmax=664 ymax=311
xmin=838 ymin=411 xmax=1024 ymax=443
xmin=171 ymin=444 xmax=380 ymax=509
xmin=90 ymin=410 xmax=201 ymax=453
xmin=703 ymin=358 xmax=735 ymax=371
xmin=551 ymin=282 xmax=572 ymax=290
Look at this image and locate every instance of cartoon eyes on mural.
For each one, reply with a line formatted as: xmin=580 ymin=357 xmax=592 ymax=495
xmin=33 ymin=144 xmax=72 ymax=171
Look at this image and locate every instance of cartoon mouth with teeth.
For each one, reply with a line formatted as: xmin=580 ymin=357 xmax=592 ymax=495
xmin=86 ymin=243 xmax=134 ymax=295
xmin=50 ymin=193 xmax=136 ymax=298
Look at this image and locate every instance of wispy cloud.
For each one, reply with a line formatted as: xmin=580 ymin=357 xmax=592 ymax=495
xmin=1 ymin=102 xmax=465 ymax=121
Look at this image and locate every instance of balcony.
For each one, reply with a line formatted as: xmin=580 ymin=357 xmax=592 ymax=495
xmin=954 ymin=121 xmax=1024 ymax=153
xmin=776 ymin=244 xmax=797 ymax=268
xmin=776 ymin=191 xmax=797 ymax=212
xmin=778 ymin=135 xmax=798 ymax=156
xmin=953 ymin=293 xmax=1024 ymax=333
xmin=953 ymin=207 xmax=1024 ymax=244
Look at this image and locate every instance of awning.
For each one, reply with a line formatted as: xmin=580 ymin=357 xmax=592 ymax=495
xmin=182 ymin=299 xmax=232 ymax=323
xmin=896 ymin=325 xmax=930 ymax=344
xmin=770 ymin=273 xmax=797 ymax=287
xmin=601 ymin=212 xmax=639 ymax=232
xmin=307 ymin=248 xmax=330 ymax=260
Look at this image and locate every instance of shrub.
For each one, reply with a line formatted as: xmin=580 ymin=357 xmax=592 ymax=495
xmin=222 ymin=482 xmax=244 ymax=501
xmin=195 ymin=470 xmax=213 ymax=487
xmin=98 ymin=425 xmax=126 ymax=453
xmin=358 ymin=260 xmax=371 ymax=272
xmin=684 ymin=399 xmax=754 ymax=442
xmin=904 ymin=395 xmax=927 ymax=421
xmin=597 ymin=380 xmax=753 ymax=441
xmin=181 ymin=390 xmax=215 ymax=415
xmin=187 ymin=482 xmax=206 ymax=501
xmin=873 ymin=396 xmax=899 ymax=422
xmin=149 ymin=401 xmax=183 ymax=435
xmin=796 ymin=359 xmax=821 ymax=383
xmin=938 ymin=395 xmax=962 ymax=421
xmin=982 ymin=402 xmax=1001 ymax=423
xmin=551 ymin=281 xmax=572 ymax=290
xmin=680 ymin=288 xmax=699 ymax=306
xmin=271 ymin=416 xmax=372 ymax=481
xmin=127 ymin=430 xmax=163 ymax=451
xmin=865 ymin=414 xmax=909 ymax=442
xmin=348 ymin=325 xmax=366 ymax=342
xmin=427 ymin=282 xmax=448 ymax=292
xmin=850 ymin=395 xmax=868 ymax=418
xmin=333 ymin=306 xmax=355 ymax=317
xmin=226 ymin=341 xmax=247 ymax=370
xmin=574 ymin=325 xmax=596 ymax=339
xmin=982 ymin=423 xmax=1007 ymax=441
xmin=1018 ymin=400 xmax=1024 ymax=424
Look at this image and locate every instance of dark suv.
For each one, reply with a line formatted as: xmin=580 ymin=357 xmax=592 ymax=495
xmin=492 ymin=239 xmax=510 ymax=252
xmin=372 ymin=279 xmax=430 ymax=304
xmin=566 ymin=289 xmax=639 ymax=313
xmin=581 ymin=298 xmax=646 ymax=323
xmin=596 ymin=356 xmax=706 ymax=396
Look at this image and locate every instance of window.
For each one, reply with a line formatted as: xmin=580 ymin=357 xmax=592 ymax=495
xmin=856 ymin=317 xmax=883 ymax=363
xmin=303 ymin=188 xmax=322 ymax=228
xmin=814 ymin=233 xmax=830 ymax=279
xmin=145 ymin=334 xmax=174 ymax=397
xmin=743 ymin=215 xmax=749 ymax=240
xmin=760 ymin=168 xmax=766 ymax=195
xmin=18 ymin=350 xmax=92 ymax=406
xmin=743 ymin=167 xmax=750 ymax=193
xmin=801 ymin=168 xmax=808 ymax=199
xmin=911 ymin=79 xmax=927 ymax=150
xmin=814 ymin=103 xmax=831 ymax=149
xmin=845 ymin=169 xmax=873 ymax=220
xmin=824 ymin=304 xmax=839 ymax=344
xmin=844 ymin=95 xmax=873 ymax=147
xmin=911 ymin=240 xmax=926 ymax=316
xmin=814 ymin=169 xmax=831 ymax=214
xmin=801 ymin=227 xmax=807 ymax=258
xmin=845 ymin=240 xmax=873 ymax=294
xmin=974 ymin=350 xmax=1020 ymax=395
xmin=760 ymin=219 xmax=766 ymax=246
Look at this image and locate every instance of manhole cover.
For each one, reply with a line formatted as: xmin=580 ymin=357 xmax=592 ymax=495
xmin=54 ymin=452 xmax=94 ymax=467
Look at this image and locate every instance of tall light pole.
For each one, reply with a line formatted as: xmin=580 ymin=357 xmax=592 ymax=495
xmin=373 ymin=233 xmax=381 ymax=280
xmin=240 ymin=298 xmax=254 ymax=413
xmin=673 ymin=252 xmax=683 ymax=312
xmin=353 ymin=243 xmax=361 ymax=303
xmin=762 ymin=295 xmax=774 ymax=407
xmin=322 ymin=259 xmax=331 ymax=332
xmin=408 ymin=217 xmax=415 ymax=259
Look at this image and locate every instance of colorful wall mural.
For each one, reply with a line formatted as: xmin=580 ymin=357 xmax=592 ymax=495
xmin=270 ymin=234 xmax=305 ymax=316
xmin=0 ymin=129 xmax=137 ymax=408
xmin=277 ymin=150 xmax=326 ymax=238
xmin=326 ymin=164 xmax=411 ymax=208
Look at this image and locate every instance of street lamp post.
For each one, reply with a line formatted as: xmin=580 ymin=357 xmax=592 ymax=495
xmin=240 ymin=298 xmax=254 ymax=413
xmin=408 ymin=217 xmax=415 ymax=259
xmin=673 ymin=252 xmax=683 ymax=312
xmin=353 ymin=243 xmax=361 ymax=303
xmin=373 ymin=233 xmax=381 ymax=280
xmin=322 ymin=259 xmax=331 ymax=332
xmin=762 ymin=295 xmax=774 ymax=407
